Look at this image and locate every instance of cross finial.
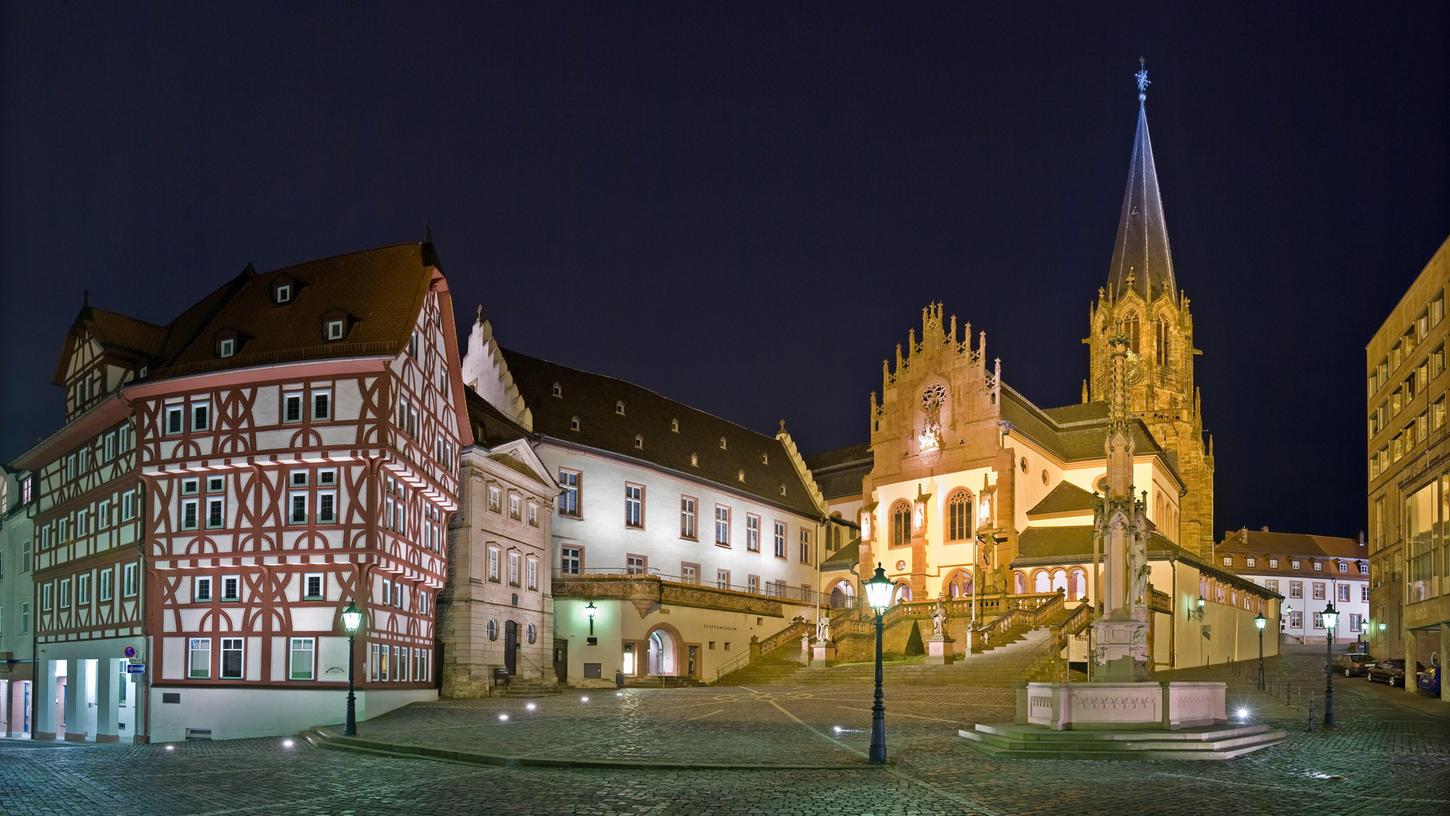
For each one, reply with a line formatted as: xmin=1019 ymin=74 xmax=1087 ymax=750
xmin=1135 ymin=57 xmax=1150 ymax=104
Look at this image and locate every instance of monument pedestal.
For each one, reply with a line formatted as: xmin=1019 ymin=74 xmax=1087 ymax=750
xmin=926 ymin=635 xmax=955 ymax=665
xmin=1017 ymin=680 xmax=1226 ymax=731
xmin=1092 ymin=614 xmax=1149 ymax=682
xmin=810 ymin=641 xmax=836 ymax=667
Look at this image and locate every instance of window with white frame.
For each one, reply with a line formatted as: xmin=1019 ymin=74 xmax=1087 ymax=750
xmin=799 ymin=528 xmax=812 ymax=564
xmin=221 ymin=637 xmax=244 ymax=679
xmin=1337 ymin=562 xmax=1348 ymax=573
xmin=165 ymin=404 xmax=185 ymax=435
xmin=189 ymin=638 xmax=212 ymax=678
xmin=560 ymin=546 xmax=581 ymax=575
xmin=419 ymin=591 xmax=430 ymax=615
xmin=716 ymin=569 xmax=730 ymax=590
xmin=191 ymin=400 xmax=211 ymax=432
xmin=625 ymin=484 xmax=644 ymax=528
xmin=487 ymin=484 xmax=501 ymax=513
xmin=1246 ymin=556 xmax=1256 ymax=568
xmin=681 ymin=563 xmax=699 ymax=584
xmin=626 ymin=554 xmax=647 ymax=575
xmin=326 ymin=319 xmax=345 ymax=340
xmin=312 ymin=389 xmax=331 ymax=420
xmin=59 ymin=578 xmax=71 ymax=607
xmin=527 ymin=501 xmax=539 ymax=527
xmin=746 ymin=514 xmax=761 ymax=552
xmin=283 ymin=391 xmax=303 ymax=423
xmin=317 ymin=490 xmax=337 ymax=523
xmin=1312 ymin=582 xmax=1326 ymax=600
xmin=289 ymin=492 xmax=308 ymax=524
xmin=747 ymin=575 xmax=760 ymax=594
xmin=99 ymin=568 xmax=114 ymax=601
xmin=509 ymin=493 xmax=521 ymax=520
xmin=77 ymin=573 xmax=91 ymax=605
xmin=680 ymin=496 xmax=697 ymax=539
xmin=1222 ymin=556 xmax=1232 ymax=566
xmin=1358 ymin=562 xmax=1368 ymax=575
xmin=303 ymin=573 xmax=324 ymax=600
xmin=508 ymin=552 xmax=521 ymax=586
xmin=773 ymin=521 xmax=787 ymax=558
xmin=21 ymin=602 xmax=30 ymax=634
xmin=221 ymin=574 xmax=240 ymax=601
xmin=559 ymin=469 xmax=580 ymax=516
xmin=1362 ymin=585 xmax=1370 ymax=602
xmin=714 ymin=505 xmax=730 ymax=546
xmin=41 ymin=583 xmax=52 ymax=611
xmin=274 ymin=281 xmax=292 ymax=303
xmin=103 ymin=431 xmax=116 ymax=462
xmin=122 ymin=563 xmax=138 ymax=597
xmin=1338 ymin=583 xmax=1351 ymax=602
xmin=121 ymin=491 xmax=135 ymax=521
xmin=206 ymin=495 xmax=225 ymax=529
xmin=526 ymin=558 xmax=538 ymax=591
xmin=1268 ymin=557 xmax=1278 ymax=569
xmin=1289 ymin=580 xmax=1302 ymax=598
xmin=98 ymin=499 xmax=110 ymax=530
xmin=194 ymin=576 xmax=212 ymax=602
xmin=218 ymin=337 xmax=236 ymax=358
xmin=487 ymin=546 xmax=501 ymax=582
xmin=289 ymin=638 xmax=315 ymax=680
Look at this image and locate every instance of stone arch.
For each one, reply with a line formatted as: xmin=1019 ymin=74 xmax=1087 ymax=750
xmin=893 ymin=582 xmax=913 ymax=605
xmin=828 ymin=579 xmax=856 ymax=610
xmin=1050 ymin=568 xmax=1069 ymax=594
xmin=1032 ymin=569 xmax=1051 ymax=594
xmin=1013 ymin=570 xmax=1027 ymax=594
xmin=645 ymin=622 xmax=684 ymax=677
xmin=942 ymin=568 xmax=973 ymax=599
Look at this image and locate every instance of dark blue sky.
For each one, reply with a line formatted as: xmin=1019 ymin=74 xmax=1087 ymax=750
xmin=3 ymin=4 xmax=1447 ymax=539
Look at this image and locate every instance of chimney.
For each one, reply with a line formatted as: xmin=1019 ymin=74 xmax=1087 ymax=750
xmin=1359 ymin=531 xmax=1367 ymax=548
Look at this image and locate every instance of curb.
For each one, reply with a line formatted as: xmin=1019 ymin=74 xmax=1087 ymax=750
xmin=301 ymin=728 xmax=882 ymax=771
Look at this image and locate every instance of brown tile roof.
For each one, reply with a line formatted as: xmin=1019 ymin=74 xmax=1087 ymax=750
xmin=56 ymin=243 xmax=435 ymax=384
xmin=1026 ymin=481 xmax=1098 ymax=516
xmin=805 ymin=443 xmax=873 ymax=502
xmin=500 ymin=349 xmax=822 ymax=518
xmin=1216 ymin=528 xmax=1365 ymax=559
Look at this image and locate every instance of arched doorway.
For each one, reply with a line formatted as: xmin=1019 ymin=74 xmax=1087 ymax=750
xmin=943 ymin=569 xmax=973 ymax=599
xmin=828 ymin=580 xmax=856 ymax=610
xmin=647 ymin=627 xmax=678 ymax=676
xmin=893 ymin=583 xmax=913 ymax=605
xmin=504 ymin=620 xmax=518 ymax=675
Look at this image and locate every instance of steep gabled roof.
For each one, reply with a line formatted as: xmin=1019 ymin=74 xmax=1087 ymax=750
xmin=1106 ymin=84 xmax=1177 ymax=304
xmin=805 ymin=443 xmax=873 ymax=502
xmin=51 ymin=243 xmax=437 ymax=385
xmin=1216 ymin=528 xmax=1365 ymax=560
xmin=1027 ymin=481 xmax=1098 ymax=516
xmin=500 ymin=349 xmax=822 ymax=518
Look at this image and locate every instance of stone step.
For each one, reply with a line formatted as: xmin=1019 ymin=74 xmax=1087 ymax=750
xmin=957 ymin=724 xmax=1287 ymax=760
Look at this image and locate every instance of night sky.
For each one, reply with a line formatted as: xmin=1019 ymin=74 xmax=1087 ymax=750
xmin=3 ymin=4 xmax=1447 ymax=540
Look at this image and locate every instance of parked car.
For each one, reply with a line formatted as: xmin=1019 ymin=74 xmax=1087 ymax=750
xmin=1367 ymin=659 xmax=1424 ymax=687
xmin=1333 ymin=652 xmax=1376 ymax=677
xmin=1417 ymin=664 xmax=1441 ymax=696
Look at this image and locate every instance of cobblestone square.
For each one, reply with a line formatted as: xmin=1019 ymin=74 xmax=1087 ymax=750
xmin=3 ymin=654 xmax=1448 ymax=815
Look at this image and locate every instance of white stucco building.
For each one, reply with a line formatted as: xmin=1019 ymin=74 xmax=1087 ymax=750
xmin=1217 ymin=528 xmax=1370 ymax=646
xmin=0 ymin=467 xmax=37 ymax=737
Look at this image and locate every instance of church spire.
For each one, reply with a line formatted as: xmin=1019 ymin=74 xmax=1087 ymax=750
xmin=1106 ymin=58 xmax=1176 ymax=304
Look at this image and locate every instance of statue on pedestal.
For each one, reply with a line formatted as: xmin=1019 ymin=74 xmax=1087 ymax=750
xmin=931 ymin=596 xmax=948 ymax=639
xmin=816 ymin=616 xmax=830 ymax=644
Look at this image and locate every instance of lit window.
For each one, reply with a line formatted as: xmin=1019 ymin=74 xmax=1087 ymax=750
xmin=487 ymin=547 xmax=500 ymax=582
xmin=488 ymin=485 xmax=501 ymax=513
xmin=680 ymin=496 xmax=697 ymax=539
xmin=560 ymin=546 xmax=581 ymax=575
xmin=274 ymin=282 xmax=292 ymax=304
xmin=221 ymin=638 xmax=244 ymax=679
xmin=746 ymin=514 xmax=761 ymax=552
xmin=289 ymin=638 xmax=315 ymax=680
xmin=625 ymin=484 xmax=644 ymax=528
xmin=326 ymin=319 xmax=345 ymax=341
xmin=714 ymin=505 xmax=730 ymax=546
xmin=218 ymin=337 xmax=235 ymax=358
xmin=508 ymin=552 xmax=521 ymax=586
xmin=189 ymin=638 xmax=212 ymax=678
xmin=773 ymin=521 xmax=787 ymax=558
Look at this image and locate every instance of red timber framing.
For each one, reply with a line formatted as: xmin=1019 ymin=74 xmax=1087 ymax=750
xmin=15 ymin=243 xmax=474 ymax=724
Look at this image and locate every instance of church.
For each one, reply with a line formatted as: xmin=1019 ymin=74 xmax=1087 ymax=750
xmin=810 ymin=68 xmax=1277 ymax=672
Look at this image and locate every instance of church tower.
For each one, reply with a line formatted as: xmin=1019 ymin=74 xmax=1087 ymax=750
xmin=1085 ymin=61 xmax=1215 ymax=560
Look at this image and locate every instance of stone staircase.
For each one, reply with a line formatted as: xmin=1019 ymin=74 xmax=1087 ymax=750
xmin=498 ymin=676 xmax=562 ymax=696
xmin=958 ymin=722 xmax=1288 ymax=760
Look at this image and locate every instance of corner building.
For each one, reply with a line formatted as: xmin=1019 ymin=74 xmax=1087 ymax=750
xmin=12 ymin=242 xmax=470 ymax=741
xmin=1366 ymin=234 xmax=1450 ymax=701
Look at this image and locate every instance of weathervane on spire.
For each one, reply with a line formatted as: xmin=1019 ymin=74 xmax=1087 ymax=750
xmin=1134 ymin=57 xmax=1150 ymax=104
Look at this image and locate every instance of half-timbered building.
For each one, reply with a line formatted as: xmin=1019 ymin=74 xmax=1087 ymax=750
xmin=12 ymin=242 xmax=470 ymax=742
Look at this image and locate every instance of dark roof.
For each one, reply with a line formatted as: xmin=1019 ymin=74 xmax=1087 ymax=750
xmin=805 ymin=443 xmax=873 ymax=502
xmin=1027 ymin=481 xmax=1098 ymax=516
xmin=1106 ymin=96 xmax=1177 ymax=304
xmin=821 ymin=538 xmax=861 ymax=572
xmin=1013 ymin=525 xmax=1277 ymax=599
xmin=1001 ymin=387 xmax=1174 ymax=474
xmin=56 ymin=243 xmax=434 ymax=384
xmin=466 ymin=389 xmax=531 ymax=448
xmin=500 ymin=349 xmax=822 ymax=518
xmin=1216 ymin=529 xmax=1366 ymax=560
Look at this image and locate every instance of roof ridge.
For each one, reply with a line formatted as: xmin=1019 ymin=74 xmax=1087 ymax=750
xmin=499 ymin=347 xmax=789 ymax=446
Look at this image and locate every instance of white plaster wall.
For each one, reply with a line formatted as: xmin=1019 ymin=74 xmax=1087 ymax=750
xmin=540 ymin=443 xmax=820 ymax=592
xmin=147 ymin=686 xmax=437 ymax=742
xmin=1242 ymin=572 xmax=1368 ymax=644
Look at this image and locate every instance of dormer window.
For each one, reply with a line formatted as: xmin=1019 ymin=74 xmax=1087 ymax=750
xmin=552 ymin=383 xmax=563 ymax=398
xmin=218 ymin=337 xmax=236 ymax=358
xmin=671 ymin=418 xmax=679 ymax=433
xmin=737 ymin=469 xmax=745 ymax=483
xmin=690 ymin=453 xmax=699 ymax=467
xmin=274 ymin=282 xmax=292 ymax=304
xmin=779 ymin=484 xmax=787 ymax=496
xmin=325 ymin=319 xmax=345 ymax=341
xmin=616 ymin=400 xmax=626 ymax=416
xmin=569 ymin=416 xmax=580 ymax=432
xmin=719 ymin=437 xmax=728 ymax=450
xmin=634 ymin=434 xmax=644 ymax=450
xmin=761 ymin=452 xmax=769 ymax=465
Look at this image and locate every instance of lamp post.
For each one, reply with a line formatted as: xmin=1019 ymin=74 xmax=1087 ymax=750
xmin=1322 ymin=601 xmax=1338 ymax=727
xmin=1254 ymin=612 xmax=1267 ymax=690
xmin=863 ymin=564 xmax=895 ymax=764
xmin=341 ymin=601 xmax=364 ymax=736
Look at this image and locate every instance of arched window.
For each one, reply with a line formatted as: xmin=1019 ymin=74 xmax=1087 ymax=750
xmin=1033 ymin=570 xmax=1051 ymax=593
xmin=891 ymin=501 xmax=912 ymax=546
xmin=1155 ymin=317 xmax=1171 ymax=363
xmin=1013 ymin=571 xmax=1027 ymax=594
xmin=1124 ymin=313 xmax=1141 ymax=354
xmin=1069 ymin=568 xmax=1087 ymax=600
xmin=1051 ymin=569 xmax=1068 ymax=594
xmin=947 ymin=489 xmax=973 ymax=542
xmin=943 ymin=569 xmax=972 ymax=599
xmin=893 ymin=583 xmax=913 ymax=604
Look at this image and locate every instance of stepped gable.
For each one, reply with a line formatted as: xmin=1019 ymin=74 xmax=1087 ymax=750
xmin=501 ymin=348 xmax=821 ymax=518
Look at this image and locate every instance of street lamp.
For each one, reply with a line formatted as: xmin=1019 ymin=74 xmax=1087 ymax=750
xmin=341 ymin=601 xmax=364 ymax=736
xmin=863 ymin=563 xmax=895 ymax=765
xmin=585 ymin=601 xmax=598 ymax=645
xmin=1321 ymin=601 xmax=1338 ymax=727
xmin=1253 ymin=612 xmax=1267 ymax=690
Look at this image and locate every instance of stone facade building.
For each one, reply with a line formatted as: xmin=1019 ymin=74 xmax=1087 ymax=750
xmin=1366 ymin=233 xmax=1450 ymax=700
xmin=0 ymin=467 xmax=36 ymax=737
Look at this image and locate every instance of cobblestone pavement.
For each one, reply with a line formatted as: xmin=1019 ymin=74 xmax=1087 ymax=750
xmin=3 ymin=653 xmax=1448 ymax=815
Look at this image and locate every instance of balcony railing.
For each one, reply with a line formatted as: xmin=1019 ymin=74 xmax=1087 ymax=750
xmin=554 ymin=567 xmax=820 ymax=605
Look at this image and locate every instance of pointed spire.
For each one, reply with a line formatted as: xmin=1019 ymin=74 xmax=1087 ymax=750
xmin=1107 ymin=58 xmax=1177 ymax=304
